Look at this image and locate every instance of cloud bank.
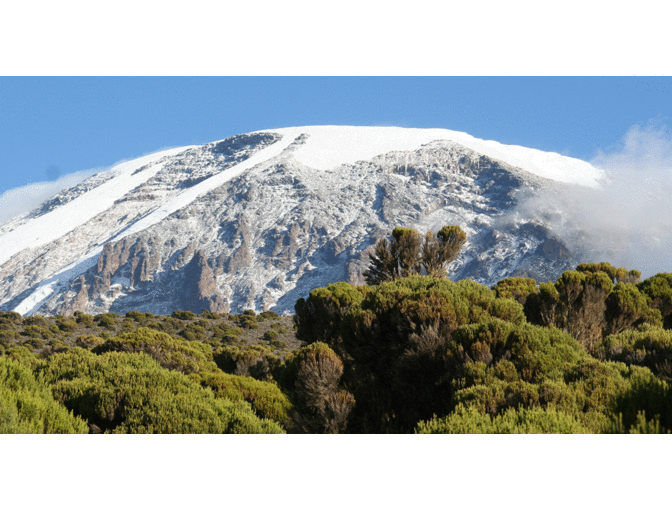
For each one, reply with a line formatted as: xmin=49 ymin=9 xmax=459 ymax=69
xmin=0 ymin=168 xmax=101 ymax=226
xmin=509 ymin=120 xmax=672 ymax=280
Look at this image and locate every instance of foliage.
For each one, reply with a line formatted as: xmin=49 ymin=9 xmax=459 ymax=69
xmin=0 ymin=357 xmax=88 ymax=434
xmin=38 ymin=349 xmax=284 ymax=433
xmin=193 ymin=370 xmax=292 ymax=426
xmin=282 ymin=343 xmax=354 ymax=433
xmin=172 ymin=310 xmax=196 ymax=321
xmin=214 ymin=344 xmax=283 ymax=381
xmin=492 ymin=277 xmax=539 ymax=305
xmin=597 ymin=324 xmax=672 ymax=380
xmin=415 ymin=405 xmax=591 ymax=434
xmin=92 ymin=327 xmax=218 ymax=374
xmin=363 ymin=225 xmax=466 ymax=285
xmin=638 ymin=273 xmax=672 ymax=329
xmin=295 ymin=275 xmax=527 ymax=432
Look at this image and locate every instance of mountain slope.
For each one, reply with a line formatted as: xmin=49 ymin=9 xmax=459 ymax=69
xmin=0 ymin=126 xmax=603 ymax=316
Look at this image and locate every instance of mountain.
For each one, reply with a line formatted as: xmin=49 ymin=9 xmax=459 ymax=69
xmin=0 ymin=126 xmax=604 ymax=317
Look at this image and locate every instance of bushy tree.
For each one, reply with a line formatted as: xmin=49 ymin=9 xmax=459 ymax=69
xmin=92 ymin=327 xmax=218 ymax=374
xmin=638 ymin=273 xmax=672 ymax=329
xmin=282 ymin=342 xmax=354 ymax=433
xmin=38 ymin=348 xmax=284 ymax=433
xmin=363 ymin=225 xmax=466 ymax=285
xmin=294 ymin=275 xmax=526 ymax=432
xmin=415 ymin=404 xmax=591 ymax=434
xmin=0 ymin=357 xmax=88 ymax=434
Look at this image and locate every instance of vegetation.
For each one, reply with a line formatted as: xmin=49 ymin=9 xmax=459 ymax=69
xmin=4 ymin=225 xmax=672 ymax=434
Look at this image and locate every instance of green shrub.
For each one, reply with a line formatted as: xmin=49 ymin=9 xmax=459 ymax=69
xmin=23 ymin=316 xmax=48 ymax=327
xmin=95 ymin=313 xmax=118 ymax=330
xmin=57 ymin=320 xmax=78 ymax=333
xmin=294 ymin=275 xmax=536 ymax=433
xmin=23 ymin=337 xmax=46 ymax=350
xmin=0 ymin=311 xmax=23 ymax=325
xmin=39 ymin=349 xmax=284 ymax=434
xmin=125 ymin=311 xmax=147 ymax=322
xmin=178 ymin=323 xmax=206 ymax=341
xmin=74 ymin=311 xmax=94 ymax=327
xmin=172 ymin=310 xmax=196 ymax=321
xmin=218 ymin=327 xmax=243 ymax=341
xmin=0 ymin=357 xmax=88 ymax=434
xmin=75 ymin=335 xmax=104 ymax=350
xmin=597 ymin=325 xmax=672 ymax=380
xmin=492 ymin=277 xmax=539 ymax=305
xmin=23 ymin=325 xmax=53 ymax=339
xmin=258 ymin=310 xmax=280 ymax=321
xmin=263 ymin=329 xmax=280 ymax=342
xmin=236 ymin=314 xmax=259 ymax=330
xmin=282 ymin=343 xmax=354 ymax=433
xmin=194 ymin=370 xmax=292 ymax=425
xmin=415 ymin=405 xmax=591 ymax=434
xmin=92 ymin=327 xmax=217 ymax=374
xmin=214 ymin=344 xmax=283 ymax=381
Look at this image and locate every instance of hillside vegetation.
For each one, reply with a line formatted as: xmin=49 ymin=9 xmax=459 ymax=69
xmin=3 ymin=228 xmax=672 ymax=433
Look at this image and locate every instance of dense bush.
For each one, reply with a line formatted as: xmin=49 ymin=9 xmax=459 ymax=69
xmin=172 ymin=310 xmax=196 ymax=321
xmin=0 ymin=357 xmax=88 ymax=433
xmin=415 ymin=405 xmax=591 ymax=434
xmin=193 ymin=370 xmax=292 ymax=425
xmin=597 ymin=324 xmax=672 ymax=380
xmin=38 ymin=349 xmax=284 ymax=433
xmin=295 ymin=276 xmax=528 ymax=432
xmin=282 ymin=343 xmax=354 ymax=433
xmin=214 ymin=344 xmax=283 ymax=381
xmin=92 ymin=327 xmax=217 ymax=374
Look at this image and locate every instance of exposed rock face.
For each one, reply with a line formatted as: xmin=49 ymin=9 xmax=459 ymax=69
xmin=0 ymin=128 xmax=588 ymax=317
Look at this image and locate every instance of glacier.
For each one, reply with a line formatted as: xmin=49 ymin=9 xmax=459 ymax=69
xmin=0 ymin=126 xmax=603 ymax=316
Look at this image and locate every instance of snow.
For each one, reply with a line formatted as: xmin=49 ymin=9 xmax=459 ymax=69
xmin=12 ymin=134 xmax=296 ymax=314
xmin=4 ymin=125 xmax=605 ymax=316
xmin=0 ymin=146 xmax=194 ymax=268
xmin=260 ymin=126 xmax=605 ymax=188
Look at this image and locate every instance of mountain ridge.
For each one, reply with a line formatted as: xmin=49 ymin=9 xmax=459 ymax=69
xmin=0 ymin=126 xmax=600 ymax=316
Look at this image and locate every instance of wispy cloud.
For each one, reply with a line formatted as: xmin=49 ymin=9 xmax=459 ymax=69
xmin=509 ymin=119 xmax=672 ymax=280
xmin=0 ymin=169 xmax=101 ymax=226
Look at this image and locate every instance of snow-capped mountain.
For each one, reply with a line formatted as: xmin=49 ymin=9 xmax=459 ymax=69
xmin=0 ymin=126 xmax=604 ymax=316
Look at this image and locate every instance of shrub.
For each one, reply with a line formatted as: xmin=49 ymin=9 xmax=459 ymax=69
xmin=295 ymin=275 xmax=531 ymax=432
xmin=39 ymin=349 xmax=284 ymax=434
xmin=0 ymin=311 xmax=22 ymax=325
xmin=95 ymin=313 xmax=118 ymax=330
xmin=597 ymin=325 xmax=672 ymax=380
xmin=57 ymin=320 xmax=78 ymax=333
xmin=0 ymin=357 xmax=88 ymax=434
xmin=415 ymin=405 xmax=591 ymax=434
xmin=125 ymin=311 xmax=147 ymax=322
xmin=75 ymin=335 xmax=105 ymax=350
xmin=259 ymin=311 xmax=280 ymax=321
xmin=214 ymin=344 xmax=283 ymax=382
xmin=194 ymin=370 xmax=292 ymax=425
xmin=638 ymin=273 xmax=672 ymax=328
xmin=92 ymin=327 xmax=217 ymax=374
xmin=236 ymin=314 xmax=259 ymax=330
xmin=171 ymin=310 xmax=196 ymax=321
xmin=282 ymin=343 xmax=354 ymax=433
xmin=492 ymin=277 xmax=539 ymax=305
xmin=178 ymin=323 xmax=206 ymax=341
xmin=74 ymin=311 xmax=94 ymax=328
xmin=23 ymin=316 xmax=48 ymax=327
xmin=23 ymin=325 xmax=52 ymax=339
xmin=263 ymin=329 xmax=280 ymax=342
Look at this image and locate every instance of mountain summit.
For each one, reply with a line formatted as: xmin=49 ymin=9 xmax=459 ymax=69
xmin=0 ymin=126 xmax=603 ymax=316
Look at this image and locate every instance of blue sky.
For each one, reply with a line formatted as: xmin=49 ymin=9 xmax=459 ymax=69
xmin=1 ymin=76 xmax=672 ymax=194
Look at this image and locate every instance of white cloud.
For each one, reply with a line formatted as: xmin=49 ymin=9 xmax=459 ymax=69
xmin=0 ymin=168 xmax=101 ymax=226
xmin=509 ymin=120 xmax=672 ymax=280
